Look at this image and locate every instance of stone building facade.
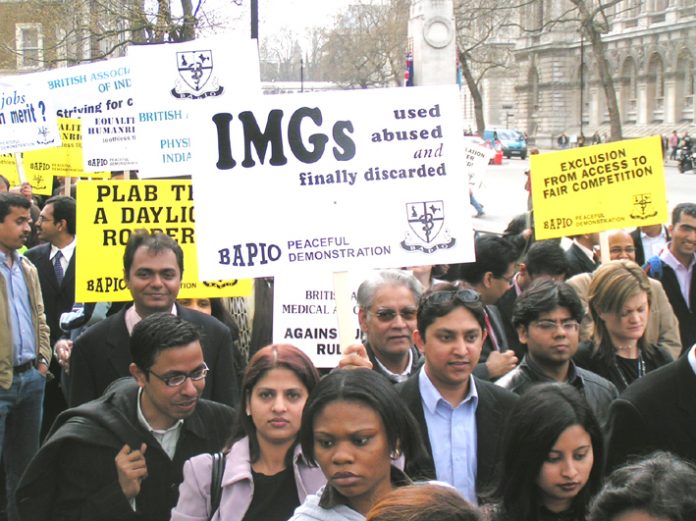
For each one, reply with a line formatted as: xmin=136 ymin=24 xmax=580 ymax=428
xmin=463 ymin=0 xmax=696 ymax=147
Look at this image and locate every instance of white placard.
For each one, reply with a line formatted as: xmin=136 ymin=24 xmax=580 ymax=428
xmin=190 ymin=84 xmax=476 ymax=279
xmin=32 ymin=58 xmax=138 ymax=172
xmin=273 ymin=270 xmax=368 ymax=368
xmin=0 ymin=78 xmax=61 ymax=153
xmin=128 ymin=35 xmax=261 ymax=178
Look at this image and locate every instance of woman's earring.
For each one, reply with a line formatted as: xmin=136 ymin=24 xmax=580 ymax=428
xmin=390 ymin=449 xmax=401 ymax=460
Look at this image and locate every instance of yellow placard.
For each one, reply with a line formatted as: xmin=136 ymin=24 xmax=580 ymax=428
xmin=75 ymin=180 xmax=252 ymax=302
xmin=530 ymin=136 xmax=668 ymax=240
xmin=25 ymin=168 xmax=54 ymax=196
xmin=0 ymin=154 xmax=20 ymax=186
xmin=22 ymin=118 xmax=110 ymax=179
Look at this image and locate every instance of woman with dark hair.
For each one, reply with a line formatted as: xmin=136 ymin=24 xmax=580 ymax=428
xmin=366 ymin=483 xmax=481 ymax=521
xmin=588 ymin=451 xmax=696 ymax=521
xmin=178 ymin=297 xmax=240 ymax=344
xmin=484 ymin=383 xmax=604 ymax=521
xmin=171 ymin=344 xmax=324 ymax=521
xmin=289 ymin=369 xmax=427 ymax=521
xmin=575 ymin=260 xmax=672 ymax=391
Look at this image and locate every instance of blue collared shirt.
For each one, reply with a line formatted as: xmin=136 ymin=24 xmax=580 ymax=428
xmin=0 ymin=251 xmax=37 ymax=365
xmin=418 ymin=366 xmax=479 ymax=504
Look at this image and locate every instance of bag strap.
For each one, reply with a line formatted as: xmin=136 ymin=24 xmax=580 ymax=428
xmin=208 ymin=452 xmax=225 ymax=521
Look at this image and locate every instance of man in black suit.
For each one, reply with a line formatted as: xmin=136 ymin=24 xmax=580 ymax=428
xmin=606 ymin=343 xmax=696 ymax=471
xmin=564 ymin=233 xmax=600 ymax=277
xmin=17 ymin=313 xmax=235 ymax=521
xmin=25 ymin=195 xmax=76 ymax=436
xmin=397 ymin=283 xmax=518 ymax=504
xmin=65 ymin=231 xmax=239 ymax=408
xmin=644 ymin=203 xmax=696 ymax=355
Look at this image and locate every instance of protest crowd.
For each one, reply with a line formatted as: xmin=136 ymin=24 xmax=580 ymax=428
xmin=0 ymin=175 xmax=695 ymax=521
xmin=1 ymin=37 xmax=696 ymax=521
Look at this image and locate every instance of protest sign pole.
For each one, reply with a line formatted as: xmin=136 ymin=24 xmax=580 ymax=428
xmin=333 ymin=271 xmax=355 ymax=353
xmin=599 ymin=231 xmax=611 ymax=264
xmin=14 ymin=154 xmax=26 ymax=184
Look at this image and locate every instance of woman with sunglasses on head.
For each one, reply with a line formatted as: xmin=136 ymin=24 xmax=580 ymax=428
xmin=574 ymin=260 xmax=672 ymax=392
xmin=289 ymin=368 xmax=427 ymax=521
xmin=483 ymin=383 xmax=604 ymax=521
xmin=171 ymin=344 xmax=323 ymax=521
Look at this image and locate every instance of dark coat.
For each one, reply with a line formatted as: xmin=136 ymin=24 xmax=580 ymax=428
xmin=606 ymin=354 xmax=696 ymax=471
xmin=630 ymin=227 xmax=669 ymax=267
xmin=69 ymin=304 xmax=240 ymax=408
xmin=564 ymin=243 xmax=599 ymax=278
xmin=645 ymin=258 xmax=696 ymax=355
xmin=472 ymin=305 xmax=513 ymax=381
xmin=396 ymin=372 xmax=518 ymax=495
xmin=24 ymin=243 xmax=75 ymax=345
xmin=16 ymin=378 xmax=234 ymax=521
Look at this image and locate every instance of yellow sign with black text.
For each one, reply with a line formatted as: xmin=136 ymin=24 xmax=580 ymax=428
xmin=76 ymin=180 xmax=252 ymax=302
xmin=531 ymin=136 xmax=668 ymax=240
xmin=22 ymin=118 xmax=110 ymax=179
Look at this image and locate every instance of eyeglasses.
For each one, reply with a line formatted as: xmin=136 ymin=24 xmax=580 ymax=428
xmin=149 ymin=363 xmax=209 ymax=387
xmin=532 ymin=320 xmax=580 ymax=333
xmin=421 ymin=288 xmax=481 ymax=307
xmin=370 ymin=307 xmax=417 ymax=322
xmin=495 ymin=273 xmax=515 ymax=286
xmin=36 ymin=216 xmax=53 ymax=223
xmin=609 ymin=246 xmax=636 ymax=255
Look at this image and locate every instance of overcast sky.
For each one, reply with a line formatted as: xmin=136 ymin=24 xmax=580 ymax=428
xmin=202 ymin=0 xmax=353 ymax=40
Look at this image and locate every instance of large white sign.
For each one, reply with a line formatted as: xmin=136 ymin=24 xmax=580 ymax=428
xmin=190 ymin=85 xmax=476 ymax=279
xmin=128 ymin=35 xmax=261 ymax=178
xmin=273 ymin=271 xmax=366 ymax=368
xmin=30 ymin=58 xmax=136 ymax=172
xmin=0 ymin=78 xmax=60 ymax=153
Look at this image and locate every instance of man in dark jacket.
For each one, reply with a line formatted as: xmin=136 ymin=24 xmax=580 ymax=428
xmin=17 ymin=313 xmax=235 ymax=521
xmin=63 ymin=230 xmax=240 ymax=407
xmin=496 ymin=279 xmax=618 ymax=427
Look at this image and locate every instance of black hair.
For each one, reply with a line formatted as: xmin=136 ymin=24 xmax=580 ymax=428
xmin=672 ymin=202 xmax=696 ymax=225
xmin=123 ymin=230 xmax=184 ymax=278
xmin=416 ymin=282 xmax=486 ymax=340
xmin=0 ymin=175 xmax=9 ymax=191
xmin=459 ymin=235 xmax=519 ymax=284
xmin=512 ymin=279 xmax=584 ymax=329
xmin=0 ymin=192 xmax=30 ymax=222
xmin=300 ymin=369 xmax=426 ymax=466
xmin=524 ymin=240 xmax=568 ymax=278
xmin=489 ymin=383 xmax=604 ymax=521
xmin=588 ymin=451 xmax=696 ymax=521
xmin=230 ymin=344 xmax=320 ymax=464
xmin=130 ymin=312 xmax=201 ymax=372
xmin=45 ymin=195 xmax=77 ymax=235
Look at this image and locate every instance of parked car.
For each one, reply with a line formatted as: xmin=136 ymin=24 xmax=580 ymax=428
xmin=483 ymin=128 xmax=528 ymax=159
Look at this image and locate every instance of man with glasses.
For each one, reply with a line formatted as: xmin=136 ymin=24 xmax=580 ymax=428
xmin=496 ymin=279 xmax=617 ymax=426
xmin=566 ymin=229 xmax=682 ymax=359
xmin=397 ymin=283 xmax=518 ymax=504
xmin=458 ymin=235 xmax=520 ymax=380
xmin=17 ymin=313 xmax=235 ymax=521
xmin=65 ymin=230 xmax=239 ymax=407
xmin=25 ymin=196 xmax=77 ymax=436
xmin=353 ymin=269 xmax=424 ymax=383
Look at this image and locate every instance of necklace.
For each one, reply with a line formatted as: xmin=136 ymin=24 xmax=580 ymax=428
xmin=615 ymin=353 xmax=646 ymax=389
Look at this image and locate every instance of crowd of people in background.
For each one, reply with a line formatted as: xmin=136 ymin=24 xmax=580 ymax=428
xmin=0 ymin=168 xmax=695 ymax=521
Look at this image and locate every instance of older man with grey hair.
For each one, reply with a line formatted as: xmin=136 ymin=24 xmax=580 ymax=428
xmin=351 ymin=269 xmax=424 ymax=383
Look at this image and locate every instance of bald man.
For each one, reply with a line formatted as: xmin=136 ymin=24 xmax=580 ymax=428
xmin=566 ymin=229 xmax=682 ymax=359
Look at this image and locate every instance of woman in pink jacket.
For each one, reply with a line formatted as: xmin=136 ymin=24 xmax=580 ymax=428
xmin=171 ymin=344 xmax=325 ymax=521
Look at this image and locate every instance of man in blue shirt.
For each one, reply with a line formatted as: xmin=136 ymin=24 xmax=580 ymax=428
xmin=397 ymin=283 xmax=518 ymax=504
xmin=0 ymin=193 xmax=51 ymax=521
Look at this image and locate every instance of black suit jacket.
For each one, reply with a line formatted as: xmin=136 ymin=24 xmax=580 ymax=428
xmin=564 ymin=243 xmax=599 ymax=278
xmin=607 ymin=354 xmax=696 ymax=471
xmin=630 ymin=227 xmax=670 ymax=267
xmin=25 ymin=243 xmax=76 ymax=345
xmin=69 ymin=304 xmax=239 ymax=408
xmin=396 ymin=371 xmax=518 ymax=494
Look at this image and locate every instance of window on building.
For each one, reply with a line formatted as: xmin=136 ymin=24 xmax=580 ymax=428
xmin=15 ymin=23 xmax=43 ymax=69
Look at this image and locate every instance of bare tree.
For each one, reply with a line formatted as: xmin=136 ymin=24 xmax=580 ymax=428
xmin=318 ymin=0 xmax=409 ymax=89
xmin=568 ymin=0 xmax=622 ymax=141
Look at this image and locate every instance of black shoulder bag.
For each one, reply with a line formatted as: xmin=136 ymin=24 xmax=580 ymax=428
xmin=208 ymin=452 xmax=226 ymax=521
